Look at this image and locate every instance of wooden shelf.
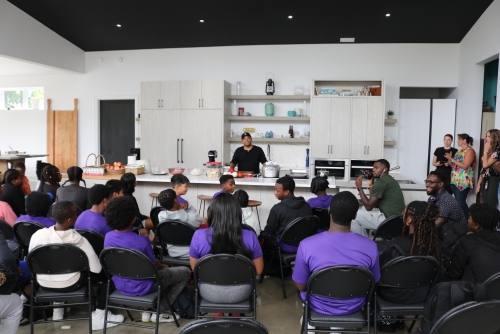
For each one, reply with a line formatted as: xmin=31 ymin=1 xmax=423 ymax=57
xmin=228 ymin=137 xmax=309 ymax=143
xmin=228 ymin=116 xmax=310 ymax=122
xmin=384 ymin=141 xmax=397 ymax=146
xmin=228 ymin=95 xmax=310 ymax=101
xmin=385 ymin=118 xmax=397 ymax=124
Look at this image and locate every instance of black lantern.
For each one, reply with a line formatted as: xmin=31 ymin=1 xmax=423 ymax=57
xmin=265 ymin=72 xmax=275 ymax=95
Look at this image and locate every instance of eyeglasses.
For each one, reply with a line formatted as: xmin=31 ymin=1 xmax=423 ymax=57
xmin=424 ymin=180 xmax=439 ymax=185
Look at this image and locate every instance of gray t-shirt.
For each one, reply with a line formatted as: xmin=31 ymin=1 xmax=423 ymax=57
xmin=56 ymin=185 xmax=90 ymax=213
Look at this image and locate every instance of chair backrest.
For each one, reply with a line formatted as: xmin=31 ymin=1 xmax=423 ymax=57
xmin=27 ymin=243 xmax=90 ymax=277
xmin=429 ymin=300 xmax=500 ymax=334
xmin=484 ymin=272 xmax=500 ymax=300
xmin=306 ymin=265 xmax=375 ymax=300
xmin=279 ymin=216 xmax=319 ymax=247
xmin=76 ymin=229 xmax=105 ymax=256
xmin=0 ymin=219 xmax=14 ymax=239
xmin=149 ymin=206 xmax=165 ymax=229
xmin=13 ymin=221 xmax=46 ymax=247
xmin=378 ymin=255 xmax=440 ymax=289
xmin=194 ymin=253 xmax=256 ymax=287
xmin=100 ymin=247 xmax=159 ymax=281
xmin=157 ymin=219 xmax=197 ymax=246
xmin=373 ymin=215 xmax=404 ymax=241
xmin=179 ymin=319 xmax=269 ymax=334
xmin=312 ymin=208 xmax=330 ymax=230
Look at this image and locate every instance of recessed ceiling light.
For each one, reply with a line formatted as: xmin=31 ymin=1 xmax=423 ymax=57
xmin=340 ymin=37 xmax=355 ymax=43
xmin=386 ymin=13 xmax=391 ymax=17
xmin=288 ymin=15 xmax=293 ymax=19
xmin=116 ymin=24 xmax=121 ymax=27
xmin=200 ymin=19 xmax=204 ymax=23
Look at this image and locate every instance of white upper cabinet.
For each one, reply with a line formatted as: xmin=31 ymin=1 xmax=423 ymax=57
xmin=141 ymin=81 xmax=180 ymax=110
xmin=181 ymin=80 xmax=224 ymax=109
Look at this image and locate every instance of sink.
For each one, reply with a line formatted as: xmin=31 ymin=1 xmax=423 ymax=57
xmin=396 ymin=180 xmax=417 ymax=184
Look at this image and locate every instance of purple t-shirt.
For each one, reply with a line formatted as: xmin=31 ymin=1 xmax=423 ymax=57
xmin=307 ymin=195 xmax=333 ymax=210
xmin=189 ymin=228 xmax=263 ymax=260
xmin=16 ymin=215 xmax=55 ymax=228
xmin=104 ymin=231 xmax=156 ymax=296
xmin=75 ymin=210 xmax=113 ymax=235
xmin=292 ymin=231 xmax=380 ymax=316
xmin=212 ymin=190 xmax=227 ymax=200
xmin=177 ymin=195 xmax=187 ymax=204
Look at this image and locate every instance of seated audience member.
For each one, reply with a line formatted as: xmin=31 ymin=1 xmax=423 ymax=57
xmin=74 ymin=184 xmax=112 ymax=235
xmin=292 ymin=191 xmax=380 ymax=327
xmin=37 ymin=165 xmax=61 ymax=202
xmin=262 ymin=176 xmax=312 ymax=252
xmin=426 ymin=171 xmax=468 ymax=266
xmin=35 ymin=161 xmax=51 ymax=192
xmin=234 ymin=189 xmax=260 ymax=235
xmin=0 ymin=169 xmax=26 ymax=217
xmin=449 ymin=203 xmax=500 ymax=283
xmin=16 ymin=192 xmax=55 ymax=227
xmin=14 ymin=162 xmax=31 ymax=196
xmin=105 ymin=179 xmax=125 ymax=198
xmin=307 ymin=176 xmax=333 ymax=210
xmin=56 ymin=166 xmax=90 ymax=214
xmin=171 ymin=174 xmax=190 ymax=207
xmin=0 ymin=185 xmax=17 ymax=226
xmin=212 ymin=174 xmax=236 ymax=199
xmin=104 ymin=196 xmax=191 ymax=323
xmin=0 ymin=231 xmax=23 ymax=334
xmin=352 ymin=159 xmax=405 ymax=237
xmin=29 ymin=201 xmax=123 ymax=328
xmin=157 ymin=189 xmax=204 ymax=259
xmin=189 ymin=193 xmax=263 ymax=314
xmin=121 ymin=172 xmax=155 ymax=232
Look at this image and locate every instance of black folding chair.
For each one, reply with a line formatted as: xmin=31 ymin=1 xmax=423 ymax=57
xmin=194 ymin=254 xmax=257 ymax=320
xmin=484 ymin=272 xmax=500 ymax=300
xmin=149 ymin=206 xmax=165 ymax=229
xmin=13 ymin=221 xmax=46 ymax=257
xmin=157 ymin=219 xmax=197 ymax=267
xmin=99 ymin=247 xmax=180 ymax=333
xmin=263 ymin=216 xmax=319 ymax=298
xmin=374 ymin=256 xmax=441 ymax=334
xmin=372 ymin=215 xmax=404 ymax=254
xmin=0 ymin=219 xmax=14 ymax=239
xmin=312 ymin=208 xmax=330 ymax=231
xmin=179 ymin=319 xmax=269 ymax=334
xmin=429 ymin=300 xmax=500 ymax=334
xmin=76 ymin=229 xmax=105 ymax=257
xmin=302 ymin=265 xmax=376 ymax=334
xmin=27 ymin=244 xmax=93 ymax=334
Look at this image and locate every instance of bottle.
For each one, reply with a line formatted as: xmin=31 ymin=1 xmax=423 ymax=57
xmin=306 ymin=148 xmax=309 ymax=167
xmin=289 ymin=125 xmax=294 ymax=138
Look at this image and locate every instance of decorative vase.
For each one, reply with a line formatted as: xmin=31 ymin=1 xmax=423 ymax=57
xmin=265 ymin=103 xmax=274 ymax=116
xmin=388 ymin=114 xmax=393 ymax=119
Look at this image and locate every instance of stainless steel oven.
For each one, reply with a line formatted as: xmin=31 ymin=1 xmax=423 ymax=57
xmin=310 ymin=158 xmax=349 ymax=182
xmin=350 ymin=160 xmax=377 ymax=179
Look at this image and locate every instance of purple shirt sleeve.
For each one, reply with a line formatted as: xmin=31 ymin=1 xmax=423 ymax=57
xmin=177 ymin=195 xmax=187 ymax=204
xmin=189 ymin=229 xmax=203 ymax=259
xmin=292 ymin=243 xmax=309 ymax=285
xmin=244 ymin=230 xmax=263 ymax=259
xmin=140 ymin=236 xmax=156 ymax=263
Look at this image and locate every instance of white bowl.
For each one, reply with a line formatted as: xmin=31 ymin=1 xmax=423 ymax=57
xmin=189 ymin=168 xmax=204 ymax=176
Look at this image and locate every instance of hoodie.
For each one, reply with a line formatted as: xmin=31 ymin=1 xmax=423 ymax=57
xmin=448 ymin=230 xmax=500 ymax=283
xmin=264 ymin=196 xmax=312 ymax=237
xmin=242 ymin=207 xmax=260 ymax=235
xmin=28 ymin=226 xmax=101 ymax=288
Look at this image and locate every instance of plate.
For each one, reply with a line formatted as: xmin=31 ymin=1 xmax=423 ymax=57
xmin=152 ymin=172 xmax=168 ymax=175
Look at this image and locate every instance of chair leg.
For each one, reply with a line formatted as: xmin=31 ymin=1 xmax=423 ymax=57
xmin=278 ymin=250 xmax=287 ymax=298
xmin=125 ymin=309 xmax=134 ymax=321
xmin=254 ymin=207 xmax=262 ymax=231
xmin=373 ymin=295 xmax=377 ymax=334
xmin=103 ymin=281 xmax=110 ymax=334
xmin=407 ymin=315 xmax=419 ymax=333
xmin=88 ymin=278 xmax=93 ymax=334
xmin=30 ymin=281 xmax=34 ymax=334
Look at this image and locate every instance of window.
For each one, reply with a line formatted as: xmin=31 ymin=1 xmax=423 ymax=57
xmin=0 ymin=87 xmax=44 ymax=110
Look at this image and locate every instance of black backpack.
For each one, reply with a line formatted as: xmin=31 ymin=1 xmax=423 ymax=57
xmin=171 ymin=286 xmax=195 ymax=319
xmin=421 ymin=281 xmax=490 ymax=333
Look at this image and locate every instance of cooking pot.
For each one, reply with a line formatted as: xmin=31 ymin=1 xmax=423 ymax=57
xmin=262 ymin=164 xmax=280 ymax=178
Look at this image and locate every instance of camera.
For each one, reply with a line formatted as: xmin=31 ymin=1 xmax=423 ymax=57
xmin=360 ymin=169 xmax=374 ymax=180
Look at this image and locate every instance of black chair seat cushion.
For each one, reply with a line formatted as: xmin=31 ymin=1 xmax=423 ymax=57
xmin=376 ymin=297 xmax=425 ymax=316
xmin=161 ymin=256 xmax=190 ymax=267
xmin=109 ymin=289 xmax=158 ymax=308
xmin=309 ymin=309 xmax=367 ymax=328
xmin=35 ymin=286 xmax=88 ymax=303
xmin=199 ymin=298 xmax=253 ymax=313
xmin=280 ymin=252 xmax=296 ymax=264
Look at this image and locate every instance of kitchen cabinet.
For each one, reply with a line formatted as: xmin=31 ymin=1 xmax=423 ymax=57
xmin=181 ymin=80 xmax=224 ymax=109
xmin=141 ymin=81 xmax=180 ymax=110
xmin=350 ymin=98 xmax=384 ymax=159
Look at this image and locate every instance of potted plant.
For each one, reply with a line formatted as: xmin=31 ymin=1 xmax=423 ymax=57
xmin=387 ymin=110 xmax=395 ymax=119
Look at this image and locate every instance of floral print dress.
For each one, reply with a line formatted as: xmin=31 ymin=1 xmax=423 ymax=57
xmin=451 ymin=147 xmax=475 ymax=191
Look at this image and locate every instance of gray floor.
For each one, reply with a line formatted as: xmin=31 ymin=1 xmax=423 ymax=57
xmin=16 ymin=277 xmax=413 ymax=334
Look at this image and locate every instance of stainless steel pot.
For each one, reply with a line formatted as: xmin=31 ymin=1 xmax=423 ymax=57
xmin=262 ymin=164 xmax=280 ymax=178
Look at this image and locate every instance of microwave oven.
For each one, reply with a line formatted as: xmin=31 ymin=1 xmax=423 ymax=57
xmin=310 ymin=158 xmax=350 ymax=182
xmin=350 ymin=160 xmax=377 ymax=179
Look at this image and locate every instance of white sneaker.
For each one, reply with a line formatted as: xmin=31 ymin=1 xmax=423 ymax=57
xmin=142 ymin=312 xmax=151 ymax=322
xmin=92 ymin=309 xmax=125 ymax=331
xmin=53 ymin=302 xmax=64 ymax=321
xmin=150 ymin=312 xmax=179 ymax=323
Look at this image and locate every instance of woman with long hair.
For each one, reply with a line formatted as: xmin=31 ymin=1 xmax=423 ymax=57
xmin=0 ymin=169 xmax=26 ymax=216
xmin=120 ymin=172 xmax=154 ymax=232
xmin=445 ymin=133 xmax=476 ymax=218
xmin=477 ymin=129 xmax=500 ymax=207
xmin=189 ymin=193 xmax=263 ymax=306
xmin=56 ymin=166 xmax=89 ymax=214
xmin=37 ymin=164 xmax=61 ymax=203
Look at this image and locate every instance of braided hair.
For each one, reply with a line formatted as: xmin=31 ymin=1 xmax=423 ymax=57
xmin=469 ymin=203 xmax=500 ymax=231
xmin=403 ymin=201 xmax=441 ymax=262
xmin=37 ymin=165 xmax=60 ymax=191
xmin=62 ymin=166 xmax=86 ymax=187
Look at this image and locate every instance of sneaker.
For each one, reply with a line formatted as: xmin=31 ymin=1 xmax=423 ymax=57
xmin=92 ymin=309 xmax=125 ymax=331
xmin=53 ymin=307 xmax=64 ymax=321
xmin=214 ymin=312 xmax=224 ymax=319
xmin=142 ymin=311 xmax=151 ymax=322
xmin=150 ymin=312 xmax=178 ymax=323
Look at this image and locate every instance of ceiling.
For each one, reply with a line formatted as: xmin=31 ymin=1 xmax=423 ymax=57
xmin=8 ymin=0 xmax=495 ymax=52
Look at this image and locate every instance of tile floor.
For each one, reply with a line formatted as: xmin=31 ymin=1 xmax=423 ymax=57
xmin=16 ymin=277 xmax=411 ymax=334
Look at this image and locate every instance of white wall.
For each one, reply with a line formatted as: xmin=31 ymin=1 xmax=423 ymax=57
xmin=0 ymin=43 xmax=459 ymax=174
xmin=0 ymin=0 xmax=85 ymax=73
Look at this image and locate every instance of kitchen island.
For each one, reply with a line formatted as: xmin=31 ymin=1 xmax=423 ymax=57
xmin=70 ymin=173 xmax=427 ymax=230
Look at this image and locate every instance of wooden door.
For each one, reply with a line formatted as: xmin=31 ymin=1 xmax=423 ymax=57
xmin=330 ymin=98 xmax=352 ymax=158
xmin=309 ymin=98 xmax=331 ymax=158
xmin=200 ymin=80 xmax=223 ymax=109
xmin=141 ymin=82 xmax=161 ymax=110
xmin=365 ymin=98 xmax=385 ymax=159
xmin=46 ymin=99 xmax=77 ymax=171
xmin=160 ymin=81 xmax=181 ymax=110
xmin=180 ymin=81 xmax=202 ymax=109
xmin=350 ymin=98 xmax=368 ymax=159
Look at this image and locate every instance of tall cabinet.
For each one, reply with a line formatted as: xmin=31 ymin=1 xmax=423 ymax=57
xmin=310 ymin=79 xmax=385 ymax=159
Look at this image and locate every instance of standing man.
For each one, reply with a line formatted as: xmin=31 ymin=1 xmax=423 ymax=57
xmin=230 ymin=132 xmax=267 ymax=175
xmin=352 ymin=159 xmax=405 ymax=237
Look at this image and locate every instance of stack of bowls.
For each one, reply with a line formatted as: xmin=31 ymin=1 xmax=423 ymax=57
xmin=287 ymin=110 xmax=296 ymax=117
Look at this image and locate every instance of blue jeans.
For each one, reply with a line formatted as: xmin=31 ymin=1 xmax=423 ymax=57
xmin=451 ymin=184 xmax=470 ymax=218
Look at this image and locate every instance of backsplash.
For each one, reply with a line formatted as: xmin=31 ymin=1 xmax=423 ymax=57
xmin=229 ymin=143 xmax=309 ymax=168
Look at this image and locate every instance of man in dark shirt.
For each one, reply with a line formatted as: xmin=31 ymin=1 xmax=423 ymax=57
xmin=229 ymin=132 xmax=267 ymax=174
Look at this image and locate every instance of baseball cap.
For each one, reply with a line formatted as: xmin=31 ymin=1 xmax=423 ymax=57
xmin=241 ymin=132 xmax=252 ymax=139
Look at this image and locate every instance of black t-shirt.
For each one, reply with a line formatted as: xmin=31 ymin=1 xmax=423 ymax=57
xmin=434 ymin=147 xmax=458 ymax=175
xmin=230 ymin=146 xmax=267 ymax=174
